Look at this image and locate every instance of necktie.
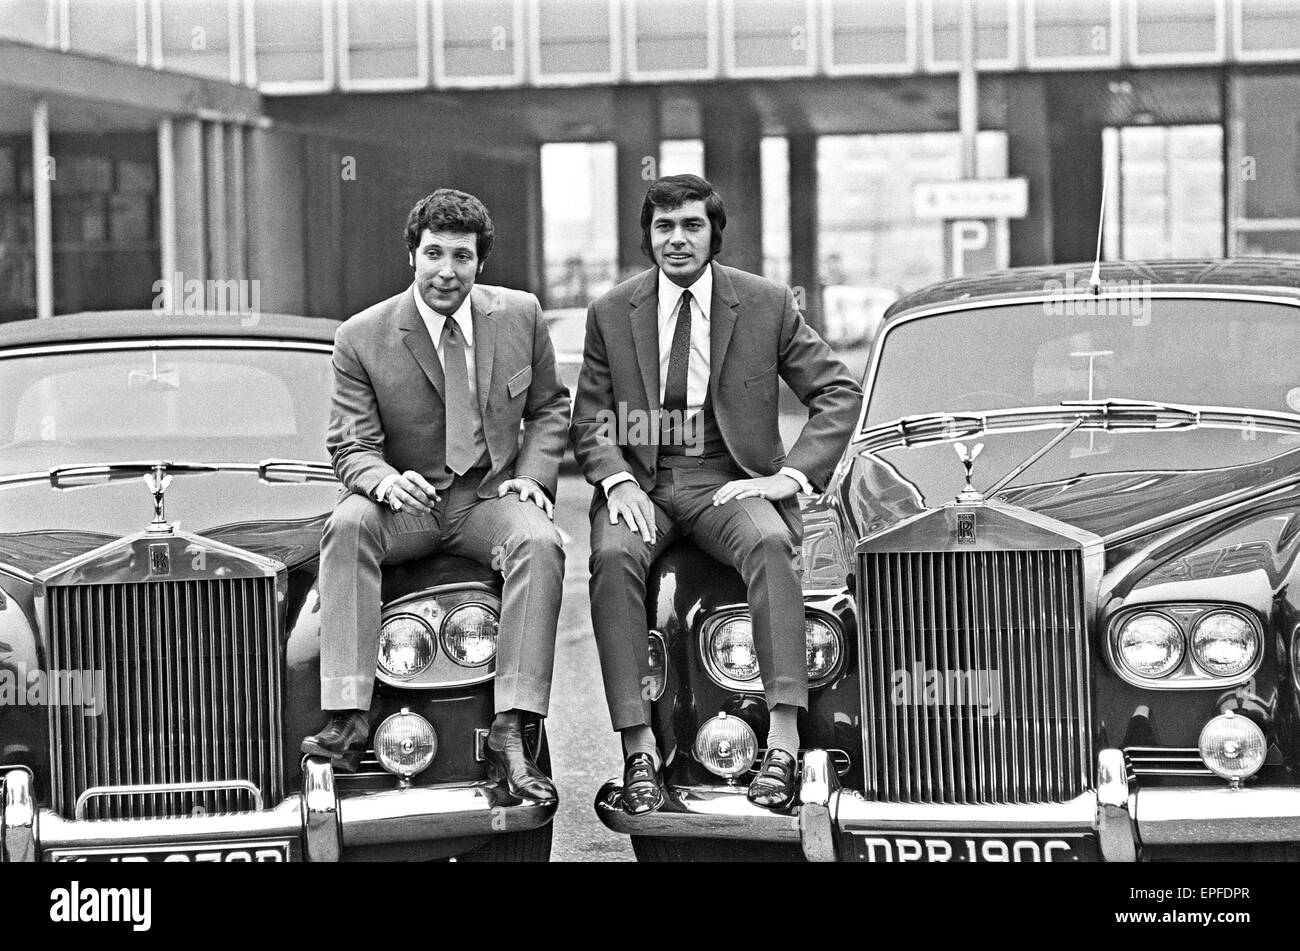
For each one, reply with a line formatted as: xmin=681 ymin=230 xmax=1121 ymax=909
xmin=441 ymin=318 xmax=477 ymax=475
xmin=661 ymin=290 xmax=692 ymax=447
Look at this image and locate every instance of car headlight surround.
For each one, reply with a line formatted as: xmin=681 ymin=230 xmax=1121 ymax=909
xmin=1190 ymin=610 xmax=1259 ymax=678
xmin=375 ymin=585 xmax=502 ymax=688
xmin=377 ymin=613 xmax=437 ymax=680
xmin=701 ymin=614 xmax=761 ymax=691
xmin=440 ymin=601 xmax=499 ymax=667
xmin=1109 ymin=603 xmax=1264 ymax=688
xmin=645 ymin=630 xmax=667 ymax=701
xmin=373 ymin=709 xmax=437 ymax=780
xmin=805 ymin=615 xmax=845 ymax=686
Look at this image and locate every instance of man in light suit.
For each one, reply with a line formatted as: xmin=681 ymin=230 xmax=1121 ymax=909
xmin=303 ymin=189 xmax=569 ymax=802
xmin=571 ymin=174 xmax=863 ymax=813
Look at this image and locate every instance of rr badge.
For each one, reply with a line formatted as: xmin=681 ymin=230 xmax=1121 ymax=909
xmin=956 ymin=512 xmax=977 ymax=545
xmin=149 ymin=542 xmax=171 ymax=576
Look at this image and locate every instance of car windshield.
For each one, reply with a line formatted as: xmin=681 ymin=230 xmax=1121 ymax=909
xmin=864 ymin=297 xmax=1300 ymax=428
xmin=0 ymin=344 xmax=333 ymax=476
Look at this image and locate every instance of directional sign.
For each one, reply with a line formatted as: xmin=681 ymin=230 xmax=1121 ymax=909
xmin=914 ymin=179 xmax=1028 ymax=221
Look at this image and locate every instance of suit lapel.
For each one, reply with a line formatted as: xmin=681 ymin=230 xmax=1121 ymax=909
xmin=471 ymin=286 xmax=497 ymax=420
xmin=398 ymin=289 xmax=445 ymax=401
xmin=708 ymin=262 xmax=740 ymax=394
xmin=627 ymin=269 xmax=661 ymax=412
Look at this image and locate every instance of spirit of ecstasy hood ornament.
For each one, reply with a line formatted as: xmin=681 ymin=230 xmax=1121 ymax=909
xmin=954 ymin=442 xmax=985 ymax=504
xmin=143 ymin=463 xmax=174 ymax=534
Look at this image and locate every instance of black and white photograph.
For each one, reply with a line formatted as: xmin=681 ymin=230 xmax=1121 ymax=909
xmin=0 ymin=0 xmax=1295 ymax=928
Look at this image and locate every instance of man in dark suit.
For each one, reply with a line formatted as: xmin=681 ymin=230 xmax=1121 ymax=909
xmin=570 ymin=174 xmax=863 ymax=813
xmin=303 ymin=189 xmax=570 ymax=803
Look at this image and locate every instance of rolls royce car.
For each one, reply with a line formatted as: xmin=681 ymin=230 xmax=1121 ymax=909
xmin=0 ymin=311 xmax=555 ymax=863
xmin=596 ymin=258 xmax=1300 ymax=862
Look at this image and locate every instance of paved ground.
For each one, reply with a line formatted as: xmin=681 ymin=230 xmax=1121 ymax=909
xmin=545 ymin=342 xmax=870 ymax=861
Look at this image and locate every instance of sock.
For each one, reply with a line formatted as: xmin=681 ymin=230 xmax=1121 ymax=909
xmin=488 ymin=710 xmax=524 ymax=752
xmin=766 ymin=704 xmax=800 ymax=757
xmin=621 ymin=725 xmax=661 ymax=769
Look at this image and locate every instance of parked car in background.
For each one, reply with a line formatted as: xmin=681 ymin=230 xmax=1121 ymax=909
xmin=0 ymin=311 xmax=555 ymax=862
xmin=596 ymin=258 xmax=1300 ymax=861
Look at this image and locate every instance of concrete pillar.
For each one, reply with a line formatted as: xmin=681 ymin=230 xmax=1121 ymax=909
xmin=1006 ymin=76 xmax=1054 ymax=267
xmin=158 ymin=118 xmax=176 ymax=300
xmin=701 ymin=92 xmax=763 ymax=276
xmin=227 ymin=124 xmax=247 ymax=283
xmin=245 ymin=127 xmax=308 ymax=315
xmin=204 ymin=121 xmax=227 ymax=279
xmin=524 ymin=144 xmax=546 ymax=303
xmin=172 ymin=118 xmax=206 ymax=285
xmin=31 ymin=99 xmax=52 ymax=319
xmin=613 ymin=86 xmax=661 ymax=280
xmin=787 ymin=133 xmax=821 ymax=333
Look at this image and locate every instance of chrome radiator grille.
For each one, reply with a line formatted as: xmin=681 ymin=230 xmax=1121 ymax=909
xmin=47 ymin=577 xmax=283 ymax=820
xmin=860 ymin=549 xmax=1091 ymax=804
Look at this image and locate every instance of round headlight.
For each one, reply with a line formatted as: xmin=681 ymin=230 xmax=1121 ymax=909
xmin=1191 ymin=611 xmax=1259 ymax=678
xmin=1198 ymin=711 xmax=1266 ymax=782
xmin=377 ymin=614 xmax=436 ymax=679
xmin=707 ymin=616 xmax=760 ymax=684
xmin=806 ymin=617 xmax=842 ymax=683
xmin=693 ymin=713 xmax=759 ymax=780
xmin=441 ymin=603 xmax=498 ymax=667
xmin=374 ymin=710 xmax=437 ymax=779
xmin=1117 ymin=612 xmax=1184 ymax=678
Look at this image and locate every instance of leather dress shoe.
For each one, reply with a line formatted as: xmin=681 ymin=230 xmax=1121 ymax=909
xmin=621 ymin=752 xmax=666 ymax=816
xmin=747 ymin=749 xmax=798 ymax=810
xmin=301 ymin=710 xmax=369 ymax=773
xmin=484 ymin=733 xmax=558 ymax=804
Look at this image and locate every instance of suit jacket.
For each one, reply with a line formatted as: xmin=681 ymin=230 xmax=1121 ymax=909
xmin=327 ymin=283 xmax=570 ymax=500
xmin=569 ymin=262 xmax=863 ymax=528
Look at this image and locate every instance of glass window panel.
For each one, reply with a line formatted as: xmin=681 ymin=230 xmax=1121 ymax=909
xmin=0 ymin=0 xmax=52 ymax=45
xmin=731 ymin=0 xmax=808 ymax=71
xmin=827 ymin=0 xmax=910 ymax=69
xmin=158 ymin=0 xmax=233 ymax=80
xmin=345 ymin=0 xmax=420 ymax=81
xmin=1134 ymin=0 xmax=1217 ymax=57
xmin=254 ymin=0 xmax=327 ymax=85
xmin=930 ymin=0 xmax=1011 ymax=65
xmin=659 ymin=139 xmax=703 ymax=176
xmin=442 ymin=0 xmax=517 ymax=79
xmin=633 ymin=0 xmax=710 ymax=74
xmin=66 ymin=0 xmax=139 ymax=63
xmin=1031 ymin=0 xmax=1114 ymax=60
xmin=1239 ymin=0 xmax=1300 ymax=54
xmin=536 ymin=0 xmax=612 ymax=77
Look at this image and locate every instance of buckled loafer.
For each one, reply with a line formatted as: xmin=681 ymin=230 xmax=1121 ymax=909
xmin=747 ymin=749 xmax=798 ymax=810
xmin=622 ymin=752 xmax=666 ymax=816
xmin=484 ymin=737 xmax=558 ymax=804
xmin=301 ymin=710 xmax=369 ymax=774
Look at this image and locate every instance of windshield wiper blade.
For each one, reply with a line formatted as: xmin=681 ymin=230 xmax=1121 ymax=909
xmin=257 ymin=459 xmax=338 ymax=484
xmin=1059 ymin=398 xmax=1201 ymax=429
xmin=49 ymin=461 xmax=219 ymax=489
xmin=862 ymin=412 xmax=987 ymax=448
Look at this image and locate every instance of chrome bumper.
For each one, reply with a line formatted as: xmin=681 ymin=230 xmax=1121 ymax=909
xmin=1 ymin=759 xmax=556 ymax=862
xmin=595 ymin=748 xmax=1300 ymax=861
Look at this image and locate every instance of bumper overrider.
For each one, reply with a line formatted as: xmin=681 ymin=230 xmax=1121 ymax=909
xmin=0 ymin=758 xmax=556 ymax=862
xmin=594 ymin=748 xmax=1300 ymax=861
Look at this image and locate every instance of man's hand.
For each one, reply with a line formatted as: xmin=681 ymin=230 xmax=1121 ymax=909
xmin=712 ymin=473 xmax=801 ymax=507
xmin=607 ymin=481 xmax=657 ymax=545
xmin=498 ymin=478 xmax=554 ymax=519
xmin=387 ymin=470 xmax=440 ymax=516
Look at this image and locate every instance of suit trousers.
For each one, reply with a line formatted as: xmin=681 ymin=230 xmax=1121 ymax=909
xmin=589 ymin=464 xmax=808 ymax=731
xmin=319 ymin=472 xmax=564 ymax=716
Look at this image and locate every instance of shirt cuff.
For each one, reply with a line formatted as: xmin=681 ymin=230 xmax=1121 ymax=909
xmin=375 ymin=473 xmax=400 ymax=503
xmin=778 ymin=466 xmax=813 ymax=495
xmin=601 ymin=471 xmax=637 ymax=498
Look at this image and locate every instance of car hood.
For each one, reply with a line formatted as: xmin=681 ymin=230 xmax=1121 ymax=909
xmin=0 ymin=471 xmax=337 ymax=576
xmin=840 ymin=425 xmax=1300 ymax=543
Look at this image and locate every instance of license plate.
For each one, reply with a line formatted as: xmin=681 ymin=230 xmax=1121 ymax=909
xmin=846 ymin=832 xmax=1097 ymax=863
xmin=48 ymin=839 xmax=294 ymax=863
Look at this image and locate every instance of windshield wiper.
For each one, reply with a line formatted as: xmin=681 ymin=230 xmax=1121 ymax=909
xmin=861 ymin=412 xmax=987 ymax=448
xmin=1060 ymin=398 xmax=1201 ymax=429
xmin=48 ymin=461 xmax=218 ymax=489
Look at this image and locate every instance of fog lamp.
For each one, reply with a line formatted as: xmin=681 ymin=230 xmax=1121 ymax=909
xmin=1198 ymin=711 xmax=1265 ymax=783
xmin=693 ymin=713 xmax=758 ymax=781
xmin=377 ymin=615 xmax=436 ymax=679
xmin=374 ymin=709 xmax=437 ymax=780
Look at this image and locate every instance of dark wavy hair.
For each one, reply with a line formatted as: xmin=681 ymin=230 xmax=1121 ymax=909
xmin=404 ymin=189 xmax=494 ymax=262
xmin=639 ymin=174 xmax=726 ymax=262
